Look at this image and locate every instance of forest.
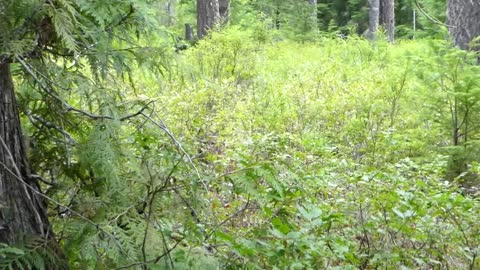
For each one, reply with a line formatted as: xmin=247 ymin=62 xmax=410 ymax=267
xmin=1 ymin=0 xmax=480 ymax=269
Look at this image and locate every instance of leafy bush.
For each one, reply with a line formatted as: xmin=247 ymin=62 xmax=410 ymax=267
xmin=15 ymin=24 xmax=480 ymax=269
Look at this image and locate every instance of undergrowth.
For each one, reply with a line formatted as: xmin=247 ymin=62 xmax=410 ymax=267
xmin=9 ymin=28 xmax=480 ymax=269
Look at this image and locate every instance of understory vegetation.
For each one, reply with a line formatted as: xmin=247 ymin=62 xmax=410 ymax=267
xmin=8 ymin=30 xmax=480 ymax=269
xmin=2 ymin=0 xmax=480 ymax=267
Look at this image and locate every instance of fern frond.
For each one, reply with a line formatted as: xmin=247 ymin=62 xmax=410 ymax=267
xmin=46 ymin=3 xmax=78 ymax=53
xmin=0 ymin=237 xmax=67 ymax=270
xmin=78 ymin=120 xmax=123 ymax=192
xmin=54 ymin=0 xmax=79 ymax=20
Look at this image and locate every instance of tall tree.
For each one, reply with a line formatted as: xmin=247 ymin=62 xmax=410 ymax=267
xmin=219 ymin=0 xmax=230 ymax=23
xmin=367 ymin=0 xmax=395 ymax=41
xmin=0 ymin=2 xmax=70 ymax=267
xmin=0 ymin=55 xmax=68 ymax=267
xmin=447 ymin=0 xmax=480 ymax=51
xmin=197 ymin=0 xmax=220 ymax=39
xmin=308 ymin=0 xmax=318 ymax=31
xmin=163 ymin=0 xmax=176 ymax=25
xmin=367 ymin=0 xmax=380 ymax=39
xmin=380 ymin=0 xmax=395 ymax=42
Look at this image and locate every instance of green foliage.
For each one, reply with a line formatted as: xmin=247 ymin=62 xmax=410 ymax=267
xmin=414 ymin=0 xmax=448 ymax=38
xmin=0 ymin=238 xmax=68 ymax=270
xmin=150 ymin=34 xmax=480 ymax=269
xmin=216 ymin=0 xmax=446 ymax=40
xmin=5 ymin=0 xmax=480 ymax=269
xmin=414 ymin=40 xmax=480 ymax=185
xmin=0 ymin=0 xmax=42 ymax=55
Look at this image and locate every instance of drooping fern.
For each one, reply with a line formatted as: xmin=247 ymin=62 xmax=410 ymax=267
xmin=46 ymin=1 xmax=79 ymax=53
xmin=0 ymin=237 xmax=68 ymax=270
xmin=77 ymin=120 xmax=123 ymax=195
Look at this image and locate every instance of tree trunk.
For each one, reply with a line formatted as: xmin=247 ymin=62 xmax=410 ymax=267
xmin=185 ymin=23 xmax=195 ymax=41
xmin=275 ymin=7 xmax=281 ymax=30
xmin=308 ymin=0 xmax=318 ymax=31
xmin=380 ymin=0 xmax=395 ymax=42
xmin=219 ymin=0 xmax=229 ymax=23
xmin=0 ymin=59 xmax=67 ymax=268
xmin=367 ymin=0 xmax=380 ymax=40
xmin=164 ymin=0 xmax=175 ymax=26
xmin=196 ymin=0 xmax=220 ymax=39
xmin=447 ymin=0 xmax=480 ymax=51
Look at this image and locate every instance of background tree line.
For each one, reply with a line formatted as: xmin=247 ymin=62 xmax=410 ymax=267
xmin=187 ymin=0 xmax=447 ymax=41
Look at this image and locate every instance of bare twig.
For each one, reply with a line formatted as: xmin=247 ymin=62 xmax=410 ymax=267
xmin=139 ymin=111 xmax=206 ymax=190
xmin=30 ymin=174 xmax=55 ymax=186
xmin=172 ymin=187 xmax=202 ymax=225
xmin=204 ymin=196 xmax=250 ymax=241
xmin=25 ymin=111 xmax=76 ymax=145
xmin=414 ymin=0 xmax=453 ymax=28
xmin=113 ymin=236 xmax=185 ymax=270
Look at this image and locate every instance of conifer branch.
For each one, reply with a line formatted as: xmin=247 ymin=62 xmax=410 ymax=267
xmin=0 ymin=136 xmax=132 ymax=261
xmin=414 ymin=0 xmax=453 ymax=28
xmin=16 ymin=55 xmax=154 ymax=122
xmin=139 ymin=111 xmax=205 ymax=189
xmin=25 ymin=111 xmax=76 ymax=145
xmin=30 ymin=174 xmax=55 ymax=186
xmin=105 ymin=4 xmax=136 ymax=32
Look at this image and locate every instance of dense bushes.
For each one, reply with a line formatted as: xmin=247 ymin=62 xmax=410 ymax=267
xmin=8 ymin=27 xmax=480 ymax=269
xmin=133 ymin=33 xmax=480 ymax=268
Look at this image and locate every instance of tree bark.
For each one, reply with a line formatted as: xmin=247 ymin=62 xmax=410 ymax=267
xmin=367 ymin=0 xmax=395 ymax=42
xmin=367 ymin=0 xmax=380 ymax=40
xmin=219 ymin=0 xmax=229 ymax=23
xmin=380 ymin=0 xmax=395 ymax=42
xmin=308 ymin=0 xmax=318 ymax=31
xmin=185 ymin=23 xmax=195 ymax=41
xmin=447 ymin=0 xmax=480 ymax=51
xmin=0 ymin=58 xmax=67 ymax=268
xmin=196 ymin=0 xmax=220 ymax=39
xmin=164 ymin=0 xmax=175 ymax=25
